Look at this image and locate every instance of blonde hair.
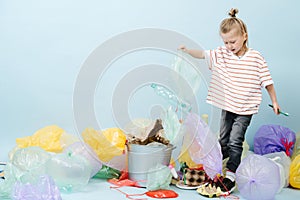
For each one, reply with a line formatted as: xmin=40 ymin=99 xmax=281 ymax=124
xmin=220 ymin=8 xmax=248 ymax=45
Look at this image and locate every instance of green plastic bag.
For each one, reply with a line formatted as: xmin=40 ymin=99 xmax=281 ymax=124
xmin=92 ymin=165 xmax=121 ymax=179
xmin=146 ymin=165 xmax=172 ymax=191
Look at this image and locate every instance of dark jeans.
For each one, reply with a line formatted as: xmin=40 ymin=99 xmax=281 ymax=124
xmin=219 ymin=110 xmax=252 ymax=173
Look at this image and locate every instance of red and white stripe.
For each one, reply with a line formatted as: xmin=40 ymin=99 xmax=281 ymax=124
xmin=204 ymin=46 xmax=273 ymax=115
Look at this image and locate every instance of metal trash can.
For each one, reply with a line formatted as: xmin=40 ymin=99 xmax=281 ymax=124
xmin=127 ymin=143 xmax=175 ymax=187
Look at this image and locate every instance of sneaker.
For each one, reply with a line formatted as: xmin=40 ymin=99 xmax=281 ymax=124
xmin=197 ymin=177 xmax=235 ymax=198
xmin=221 ymin=177 xmax=236 ymax=194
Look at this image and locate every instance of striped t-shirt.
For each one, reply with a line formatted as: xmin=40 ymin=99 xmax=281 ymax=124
xmin=205 ymin=46 xmax=273 ymax=115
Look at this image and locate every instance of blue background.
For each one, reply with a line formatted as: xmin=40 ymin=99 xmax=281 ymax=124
xmin=1 ymin=0 xmax=299 ymax=162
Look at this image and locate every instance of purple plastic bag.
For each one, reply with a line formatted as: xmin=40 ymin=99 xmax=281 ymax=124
xmin=254 ymin=124 xmax=296 ymax=157
xmin=182 ymin=113 xmax=223 ymax=179
xmin=236 ymin=154 xmax=281 ymax=200
xmin=12 ymin=175 xmax=62 ymax=200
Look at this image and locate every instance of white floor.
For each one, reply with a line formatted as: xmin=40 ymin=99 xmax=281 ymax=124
xmin=61 ymin=178 xmax=300 ymax=200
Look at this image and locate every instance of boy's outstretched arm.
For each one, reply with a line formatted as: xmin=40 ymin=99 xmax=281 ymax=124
xmin=178 ymin=45 xmax=205 ymax=59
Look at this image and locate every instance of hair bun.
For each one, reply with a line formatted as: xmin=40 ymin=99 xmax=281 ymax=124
xmin=228 ymin=8 xmax=239 ymax=17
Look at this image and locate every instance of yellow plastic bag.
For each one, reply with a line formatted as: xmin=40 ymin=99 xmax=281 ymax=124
xmin=290 ymin=154 xmax=300 ymax=189
xmin=16 ymin=125 xmax=65 ymax=153
xmin=292 ymin=132 xmax=300 ymax=160
xmin=82 ymin=127 xmax=126 ymax=162
xmin=178 ymin=147 xmax=201 ymax=168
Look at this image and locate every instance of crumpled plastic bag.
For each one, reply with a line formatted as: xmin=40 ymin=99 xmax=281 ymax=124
xmin=59 ymin=132 xmax=80 ymax=149
xmin=11 ymin=146 xmax=51 ymax=173
xmin=1 ymin=147 xmax=51 ymax=200
xmin=290 ymin=154 xmax=300 ymax=189
xmin=82 ymin=127 xmax=126 ymax=162
xmin=12 ymin=175 xmax=62 ymax=200
xmin=45 ymin=152 xmax=92 ymax=192
xmin=146 ymin=165 xmax=172 ymax=191
xmin=16 ymin=125 xmax=65 ymax=153
xmin=63 ymin=142 xmax=102 ymax=178
xmin=0 ymin=162 xmax=20 ymax=199
xmin=254 ymin=124 xmax=296 ymax=157
xmin=263 ymin=151 xmax=291 ymax=191
xmin=9 ymin=146 xmax=52 ymax=186
xmin=160 ymin=107 xmax=182 ymax=145
xmin=124 ymin=118 xmax=154 ymax=141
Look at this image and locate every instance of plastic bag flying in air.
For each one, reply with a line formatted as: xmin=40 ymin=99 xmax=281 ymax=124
xmin=173 ymin=51 xmax=201 ymax=94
